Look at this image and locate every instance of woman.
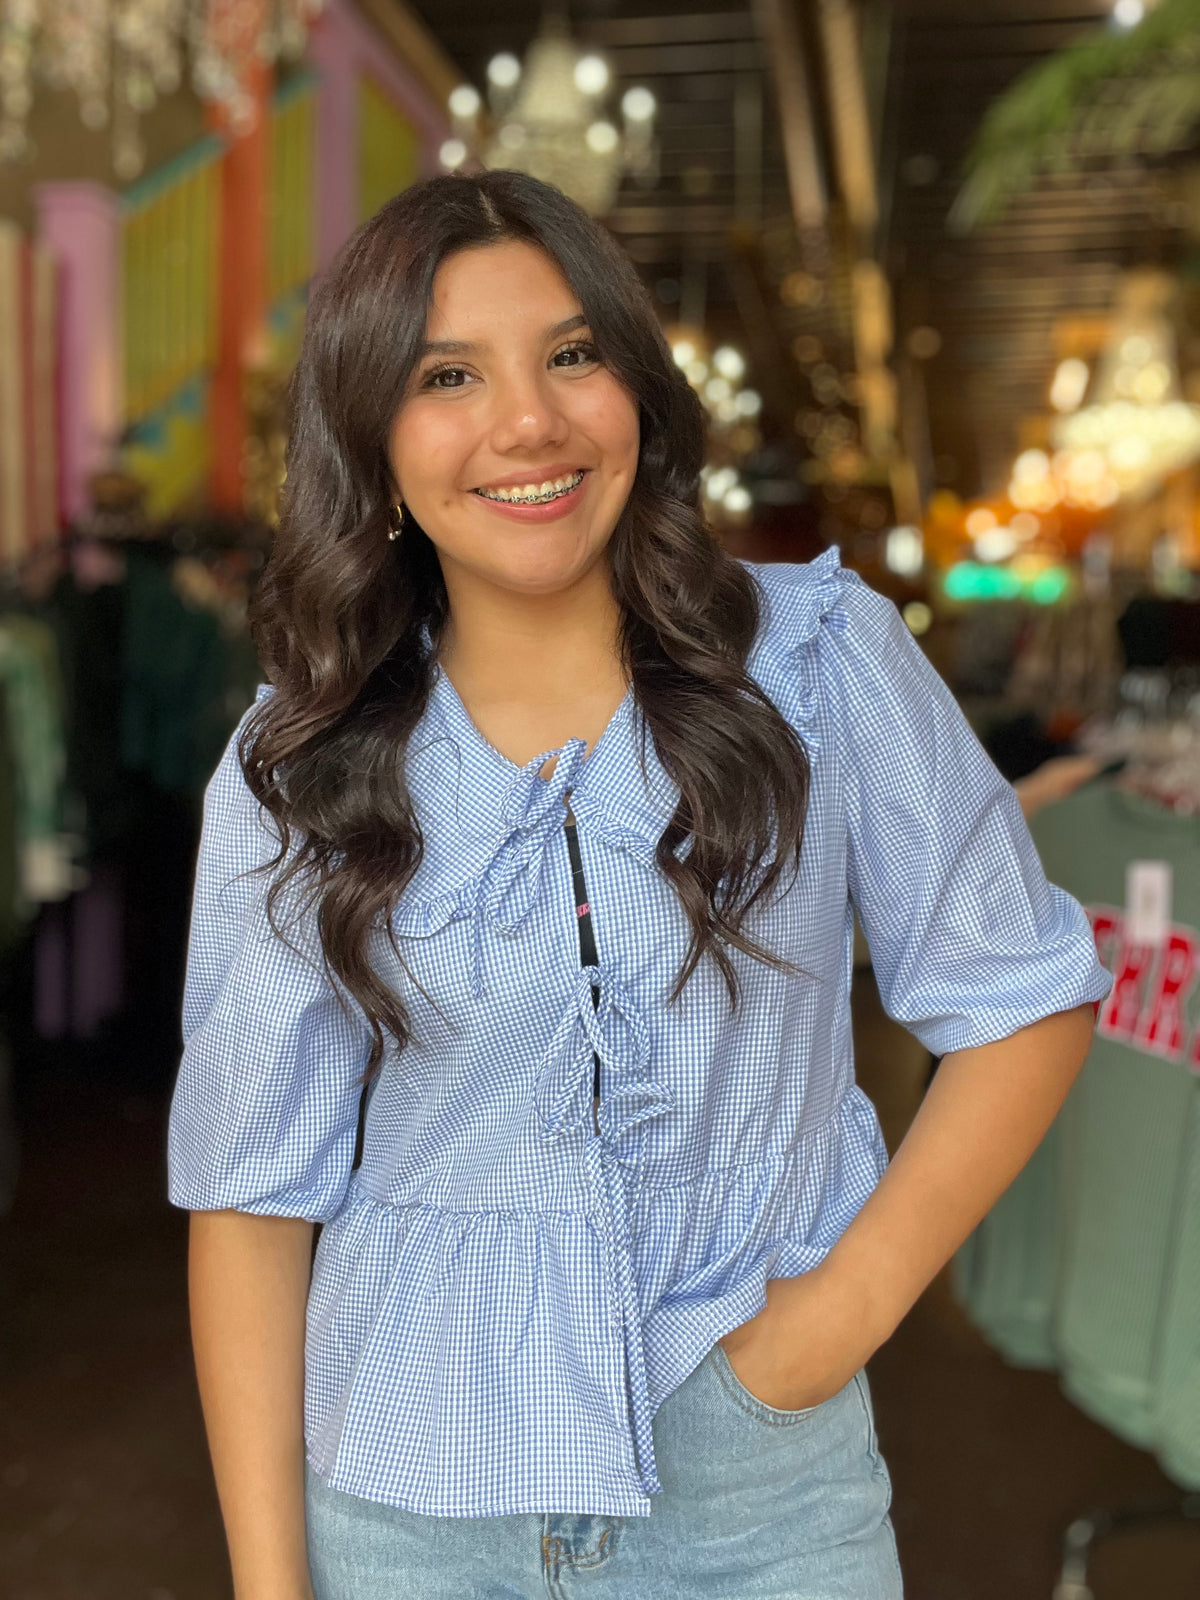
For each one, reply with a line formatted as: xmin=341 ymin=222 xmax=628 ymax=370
xmin=169 ymin=170 xmax=1113 ymax=1599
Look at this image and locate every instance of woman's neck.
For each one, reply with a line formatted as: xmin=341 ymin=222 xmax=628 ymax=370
xmin=436 ymin=555 xmax=626 ymax=708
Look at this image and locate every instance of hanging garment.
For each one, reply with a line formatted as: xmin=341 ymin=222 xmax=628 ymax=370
xmin=1054 ymin=787 xmax=1199 ymax=1467
xmin=121 ymin=546 xmax=231 ymax=798
xmin=0 ymin=612 xmax=72 ymax=912
xmin=43 ymin=562 xmax=130 ymax=863
xmin=958 ymin=778 xmax=1200 ymax=1488
xmin=0 ymin=684 xmax=19 ymax=953
xmin=167 ymin=545 xmax=1112 ymax=1518
xmin=1153 ymin=1087 xmax=1200 ymax=1488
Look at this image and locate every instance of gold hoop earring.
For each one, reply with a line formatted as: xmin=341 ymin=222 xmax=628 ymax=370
xmin=388 ymin=501 xmax=404 ymax=541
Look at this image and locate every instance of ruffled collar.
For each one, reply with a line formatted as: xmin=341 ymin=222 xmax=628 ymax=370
xmin=392 ymin=662 xmax=679 ymax=994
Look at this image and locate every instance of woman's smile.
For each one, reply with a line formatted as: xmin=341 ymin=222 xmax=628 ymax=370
xmin=470 ymin=467 xmax=591 ymax=521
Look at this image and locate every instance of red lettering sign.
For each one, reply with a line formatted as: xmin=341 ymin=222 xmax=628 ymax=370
xmin=1133 ymin=929 xmax=1198 ymax=1059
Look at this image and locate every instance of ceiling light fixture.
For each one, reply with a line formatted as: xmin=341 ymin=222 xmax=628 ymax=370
xmin=445 ymin=11 xmax=658 ymax=216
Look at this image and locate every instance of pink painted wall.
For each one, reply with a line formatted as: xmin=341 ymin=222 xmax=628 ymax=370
xmin=32 ymin=183 xmax=121 ymax=524
xmin=310 ymin=0 xmax=449 ymax=274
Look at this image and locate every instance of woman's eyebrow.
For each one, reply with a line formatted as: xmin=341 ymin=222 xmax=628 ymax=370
xmin=416 ymin=312 xmax=589 ymax=359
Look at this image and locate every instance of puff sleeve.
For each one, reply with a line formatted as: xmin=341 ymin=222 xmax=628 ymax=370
xmin=813 ymin=564 xmax=1114 ymax=1056
xmin=166 ymin=688 xmax=373 ymax=1221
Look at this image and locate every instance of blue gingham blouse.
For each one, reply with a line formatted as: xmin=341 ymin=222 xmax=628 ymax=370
xmin=167 ymin=545 xmax=1115 ymax=1517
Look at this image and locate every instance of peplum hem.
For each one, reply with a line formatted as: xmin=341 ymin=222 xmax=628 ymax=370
xmin=301 ymin=1082 xmax=889 ymax=1517
xmin=637 ymin=1084 xmax=888 ymax=1411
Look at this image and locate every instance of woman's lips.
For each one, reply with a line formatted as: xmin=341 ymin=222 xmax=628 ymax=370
xmin=470 ymin=471 xmax=590 ymax=523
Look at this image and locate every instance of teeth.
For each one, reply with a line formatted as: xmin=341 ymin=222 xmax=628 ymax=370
xmin=476 ymin=470 xmax=585 ymax=504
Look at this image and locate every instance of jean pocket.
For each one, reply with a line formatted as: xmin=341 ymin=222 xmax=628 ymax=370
xmin=708 ymin=1340 xmax=830 ymax=1427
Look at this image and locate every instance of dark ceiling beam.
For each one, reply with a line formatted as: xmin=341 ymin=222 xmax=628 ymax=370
xmin=898 ymin=193 xmax=1161 ymax=216
xmin=899 ymin=26 xmax=1110 ymax=58
xmin=725 ymin=229 xmax=809 ymax=421
xmin=581 ymin=12 xmax=758 ymax=47
xmin=943 ymin=293 xmax=1119 ymax=308
xmin=951 ymin=238 xmax=1156 ymax=254
xmin=818 ymin=0 xmax=879 ymax=237
xmin=607 ymin=203 xmax=747 ymax=232
xmin=752 ymin=0 xmax=828 ymax=246
xmin=915 ymin=293 xmax=1096 ymax=311
xmin=894 ymin=0 xmax=1111 ymax=26
xmin=597 ymin=41 xmax=765 ymax=75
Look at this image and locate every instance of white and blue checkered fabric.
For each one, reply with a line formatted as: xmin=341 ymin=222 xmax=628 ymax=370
xmin=167 ymin=544 xmax=1114 ymax=1517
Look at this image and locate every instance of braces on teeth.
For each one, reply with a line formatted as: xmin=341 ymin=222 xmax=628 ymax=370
xmin=475 ymin=470 xmax=585 ymax=505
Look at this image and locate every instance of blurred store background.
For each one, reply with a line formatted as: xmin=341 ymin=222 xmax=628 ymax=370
xmin=1 ymin=1 xmax=1199 ymax=1595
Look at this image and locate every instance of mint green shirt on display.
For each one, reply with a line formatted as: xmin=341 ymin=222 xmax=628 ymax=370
xmin=958 ymin=779 xmax=1200 ymax=1485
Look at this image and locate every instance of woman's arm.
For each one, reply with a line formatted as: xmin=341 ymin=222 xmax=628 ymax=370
xmin=1013 ymin=755 xmax=1102 ymax=820
xmin=721 ymin=1002 xmax=1098 ymax=1408
xmin=188 ymin=1210 xmax=316 ymax=1600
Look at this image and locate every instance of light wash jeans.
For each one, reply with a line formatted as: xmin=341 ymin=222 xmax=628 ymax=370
xmin=304 ymin=1344 xmax=903 ymax=1598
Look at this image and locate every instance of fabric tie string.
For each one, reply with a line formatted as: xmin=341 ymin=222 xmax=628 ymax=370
xmin=468 ymin=738 xmax=592 ymax=997
xmin=581 ymin=1139 xmax=664 ymax=1496
xmin=534 ymin=963 xmax=670 ymax=1498
xmin=533 ymin=963 xmax=673 ymax=1142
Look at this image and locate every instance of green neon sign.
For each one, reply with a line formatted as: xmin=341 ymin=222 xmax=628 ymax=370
xmin=942 ymin=562 xmax=1071 ymax=604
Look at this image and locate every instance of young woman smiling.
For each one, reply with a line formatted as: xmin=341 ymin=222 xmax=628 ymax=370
xmin=169 ymin=170 xmax=1113 ymax=1600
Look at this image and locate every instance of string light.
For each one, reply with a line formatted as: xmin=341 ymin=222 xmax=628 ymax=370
xmin=585 ymin=121 xmax=618 ymax=154
xmin=1049 ymin=357 xmax=1090 ymax=413
xmin=573 ymin=55 xmax=609 ymax=95
xmin=886 ymin=526 xmax=925 ymax=577
xmin=1112 ymin=0 xmax=1145 ymax=28
xmin=486 ymin=53 xmax=521 ymax=88
xmin=449 ymin=85 xmax=482 ymax=119
xmin=621 ymin=87 xmax=656 ymax=122
xmin=713 ymin=346 xmax=746 ymax=381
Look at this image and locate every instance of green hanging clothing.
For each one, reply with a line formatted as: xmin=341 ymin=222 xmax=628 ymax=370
xmin=1154 ymin=1085 xmax=1200 ymax=1487
xmin=956 ymin=777 xmax=1200 ymax=1487
xmin=42 ymin=566 xmax=131 ymax=863
xmin=1051 ymin=785 xmax=1198 ymax=1466
xmin=120 ymin=547 xmax=231 ymax=798
xmin=0 ymin=686 xmax=20 ymax=953
xmin=0 ymin=614 xmax=67 ymax=844
xmin=0 ymin=614 xmax=71 ymax=914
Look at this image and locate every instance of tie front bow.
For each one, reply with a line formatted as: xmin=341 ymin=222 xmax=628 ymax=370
xmin=466 ymin=738 xmax=591 ymax=996
xmin=534 ymin=963 xmax=674 ymax=1145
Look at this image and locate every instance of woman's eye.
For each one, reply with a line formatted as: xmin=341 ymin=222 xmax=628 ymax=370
xmin=553 ymin=341 xmax=599 ymax=368
xmin=423 ymin=365 xmax=469 ymax=391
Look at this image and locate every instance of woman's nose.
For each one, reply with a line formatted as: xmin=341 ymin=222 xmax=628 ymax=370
xmin=487 ymin=371 xmax=568 ymax=452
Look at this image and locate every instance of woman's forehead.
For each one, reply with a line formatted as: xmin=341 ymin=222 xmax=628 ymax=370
xmin=425 ymin=242 xmax=577 ymax=323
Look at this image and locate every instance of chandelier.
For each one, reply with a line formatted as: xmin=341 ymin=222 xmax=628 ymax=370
xmin=1007 ymin=271 xmax=1200 ymax=518
xmin=440 ymin=9 xmax=657 ymax=218
xmin=0 ymin=0 xmax=324 ymax=180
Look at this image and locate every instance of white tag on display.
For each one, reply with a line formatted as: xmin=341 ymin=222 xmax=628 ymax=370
xmin=1126 ymin=861 xmax=1172 ymax=946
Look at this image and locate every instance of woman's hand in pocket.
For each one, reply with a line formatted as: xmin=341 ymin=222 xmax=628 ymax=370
xmin=717 ymin=1262 xmax=884 ymax=1412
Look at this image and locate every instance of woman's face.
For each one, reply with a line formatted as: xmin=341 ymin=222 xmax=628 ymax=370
xmin=387 ymin=239 xmax=640 ymax=597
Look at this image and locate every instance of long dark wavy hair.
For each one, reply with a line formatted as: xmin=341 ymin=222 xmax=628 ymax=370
xmin=243 ymin=168 xmax=815 ymax=1082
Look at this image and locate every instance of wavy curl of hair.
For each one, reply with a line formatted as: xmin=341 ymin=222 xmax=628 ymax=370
xmin=242 ymin=169 xmax=815 ymax=1084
